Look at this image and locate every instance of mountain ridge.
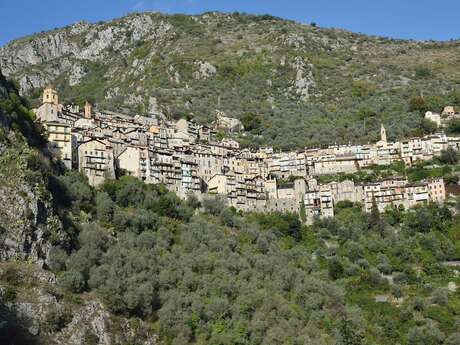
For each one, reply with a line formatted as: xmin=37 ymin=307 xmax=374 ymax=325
xmin=2 ymin=11 xmax=460 ymax=149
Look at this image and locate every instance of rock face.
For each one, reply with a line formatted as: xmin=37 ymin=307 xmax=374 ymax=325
xmin=193 ymin=61 xmax=217 ymax=80
xmin=0 ymin=13 xmax=174 ymax=93
xmin=290 ymin=56 xmax=316 ymax=101
xmin=0 ymin=72 xmax=66 ymax=265
xmin=0 ymin=263 xmax=158 ymax=345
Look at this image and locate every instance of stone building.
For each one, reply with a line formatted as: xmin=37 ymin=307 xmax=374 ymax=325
xmin=77 ymin=138 xmax=115 ymax=186
xmin=214 ymin=110 xmax=244 ymax=132
xmin=118 ymin=145 xmax=150 ymax=181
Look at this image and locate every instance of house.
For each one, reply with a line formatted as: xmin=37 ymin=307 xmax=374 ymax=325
xmin=44 ymin=121 xmax=72 ymax=169
xmin=214 ymin=110 xmax=244 ymax=132
xmin=118 ymin=145 xmax=150 ymax=181
xmin=425 ymin=111 xmax=442 ymax=127
xmin=327 ymin=180 xmax=364 ymax=204
xmin=77 ymin=138 xmax=115 ymax=186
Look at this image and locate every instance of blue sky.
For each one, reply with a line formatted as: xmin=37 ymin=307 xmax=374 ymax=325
xmin=1 ymin=0 xmax=459 ymax=46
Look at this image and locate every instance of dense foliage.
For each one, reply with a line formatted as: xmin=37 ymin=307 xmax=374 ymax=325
xmin=44 ymin=170 xmax=460 ymax=345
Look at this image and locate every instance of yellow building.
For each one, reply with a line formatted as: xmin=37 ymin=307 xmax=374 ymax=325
xmin=43 ymin=85 xmax=58 ymax=105
xmin=45 ymin=122 xmax=72 ymax=169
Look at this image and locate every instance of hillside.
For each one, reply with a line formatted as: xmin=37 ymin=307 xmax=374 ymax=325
xmin=2 ymin=12 xmax=460 ymax=149
xmin=2 ymin=68 xmax=460 ymax=344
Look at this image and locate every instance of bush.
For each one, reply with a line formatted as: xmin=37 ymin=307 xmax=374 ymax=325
xmin=202 ymin=195 xmax=227 ymax=216
xmin=445 ymin=333 xmax=460 ymax=345
xmin=431 ymin=288 xmax=449 ymax=305
xmin=3 ymin=287 xmax=17 ymax=302
xmin=48 ymin=247 xmax=68 ymax=272
xmin=328 ymin=257 xmax=344 ymax=280
xmin=59 ymin=271 xmax=86 ymax=293
xmin=44 ymin=307 xmax=72 ymax=332
xmin=407 ymin=320 xmax=444 ymax=345
xmin=413 ymin=297 xmax=426 ymax=311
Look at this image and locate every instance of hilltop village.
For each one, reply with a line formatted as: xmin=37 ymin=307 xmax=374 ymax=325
xmin=35 ymin=86 xmax=458 ymax=223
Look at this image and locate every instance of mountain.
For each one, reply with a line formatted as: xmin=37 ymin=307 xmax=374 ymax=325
xmin=2 ymin=12 xmax=460 ymax=149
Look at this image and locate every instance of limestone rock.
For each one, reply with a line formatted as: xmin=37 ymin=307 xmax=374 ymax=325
xmin=193 ymin=61 xmax=217 ymax=80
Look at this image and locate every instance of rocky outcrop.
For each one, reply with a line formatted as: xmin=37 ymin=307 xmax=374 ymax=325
xmin=0 ymin=263 xmax=158 ymax=345
xmin=290 ymin=56 xmax=316 ymax=101
xmin=0 ymin=180 xmax=63 ymax=265
xmin=193 ymin=61 xmax=217 ymax=80
xmin=0 ymin=71 xmax=65 ymax=265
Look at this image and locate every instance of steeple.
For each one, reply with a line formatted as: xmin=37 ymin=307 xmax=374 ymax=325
xmin=84 ymin=101 xmax=93 ymax=119
xmin=380 ymin=123 xmax=387 ymax=143
xmin=43 ymin=85 xmax=58 ymax=105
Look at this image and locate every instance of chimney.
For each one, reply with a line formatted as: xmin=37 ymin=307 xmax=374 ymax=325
xmin=84 ymin=101 xmax=92 ymax=119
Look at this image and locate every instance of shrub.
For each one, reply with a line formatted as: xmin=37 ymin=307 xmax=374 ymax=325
xmin=328 ymin=257 xmax=344 ymax=280
xmin=445 ymin=333 xmax=460 ymax=345
xmin=431 ymin=288 xmax=449 ymax=305
xmin=407 ymin=320 xmax=444 ymax=345
xmin=59 ymin=271 xmax=86 ymax=293
xmin=413 ymin=297 xmax=426 ymax=311
xmin=48 ymin=247 xmax=68 ymax=272
xmin=3 ymin=287 xmax=17 ymax=302
xmin=44 ymin=307 xmax=72 ymax=332
xmin=202 ymin=195 xmax=227 ymax=216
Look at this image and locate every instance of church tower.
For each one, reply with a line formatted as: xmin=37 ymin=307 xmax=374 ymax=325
xmin=42 ymin=85 xmax=58 ymax=105
xmin=84 ymin=101 xmax=93 ymax=119
xmin=380 ymin=123 xmax=387 ymax=143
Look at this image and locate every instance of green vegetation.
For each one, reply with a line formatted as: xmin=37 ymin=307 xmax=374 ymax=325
xmin=7 ymin=12 xmax=460 ymax=150
xmin=42 ymin=168 xmax=460 ymax=345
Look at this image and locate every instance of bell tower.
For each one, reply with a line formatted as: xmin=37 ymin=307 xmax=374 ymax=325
xmin=84 ymin=101 xmax=93 ymax=119
xmin=43 ymin=85 xmax=58 ymax=105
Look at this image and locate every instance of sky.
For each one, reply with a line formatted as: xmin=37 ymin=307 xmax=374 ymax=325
xmin=1 ymin=0 xmax=460 ymax=47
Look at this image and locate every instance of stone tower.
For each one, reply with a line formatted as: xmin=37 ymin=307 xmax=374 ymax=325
xmin=380 ymin=123 xmax=387 ymax=143
xmin=84 ymin=101 xmax=92 ymax=119
xmin=43 ymin=85 xmax=58 ymax=105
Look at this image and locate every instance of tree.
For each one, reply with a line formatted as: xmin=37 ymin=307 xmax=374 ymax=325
xmin=407 ymin=320 xmax=445 ymax=345
xmin=421 ymin=118 xmax=438 ymax=134
xmin=95 ymin=191 xmax=114 ymax=223
xmin=241 ymin=112 xmax=262 ymax=132
xmin=368 ymin=197 xmax=384 ymax=235
xmin=337 ymin=318 xmax=365 ymax=345
xmin=409 ymin=96 xmax=428 ymax=113
xmin=328 ymin=257 xmax=344 ymax=280
xmin=202 ymin=195 xmax=227 ymax=216
xmin=299 ymin=197 xmax=307 ymax=223
xmin=447 ymin=118 xmax=460 ymax=135
xmin=438 ymin=147 xmax=459 ymax=165
xmin=219 ymin=208 xmax=236 ymax=227
xmin=47 ymin=246 xmax=68 ymax=272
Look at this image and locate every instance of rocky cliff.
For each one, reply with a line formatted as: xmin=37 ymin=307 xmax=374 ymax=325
xmin=0 ymin=71 xmax=159 ymax=345
xmin=0 ymin=70 xmax=64 ymax=265
xmin=2 ymin=12 xmax=460 ymax=149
